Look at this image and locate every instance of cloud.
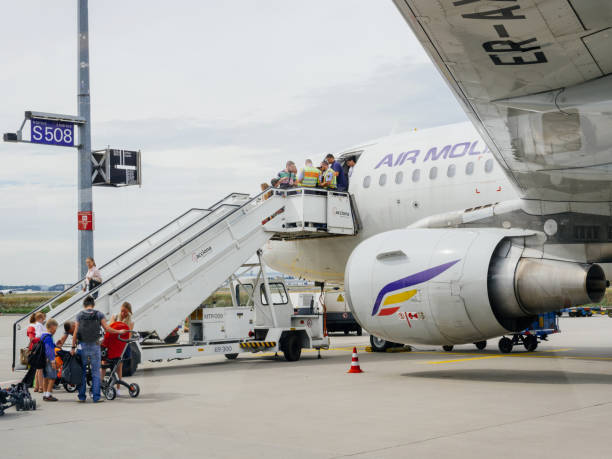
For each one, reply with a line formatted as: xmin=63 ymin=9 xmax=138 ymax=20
xmin=0 ymin=2 xmax=467 ymax=284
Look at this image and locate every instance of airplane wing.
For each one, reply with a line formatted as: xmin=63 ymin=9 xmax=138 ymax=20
xmin=393 ymin=0 xmax=612 ymax=202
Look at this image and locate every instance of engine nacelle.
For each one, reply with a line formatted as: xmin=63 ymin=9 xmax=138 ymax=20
xmin=345 ymin=228 xmax=607 ymax=345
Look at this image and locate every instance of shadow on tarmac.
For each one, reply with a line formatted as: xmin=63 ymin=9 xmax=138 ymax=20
xmin=405 ymin=369 xmax=612 ymax=384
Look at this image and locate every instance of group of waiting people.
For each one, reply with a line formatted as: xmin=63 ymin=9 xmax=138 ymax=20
xmin=26 ymin=294 xmax=134 ymax=403
xmin=264 ymin=154 xmax=357 ymax=193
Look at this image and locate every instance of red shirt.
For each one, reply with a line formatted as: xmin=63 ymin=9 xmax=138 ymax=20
xmin=101 ymin=322 xmax=130 ymax=359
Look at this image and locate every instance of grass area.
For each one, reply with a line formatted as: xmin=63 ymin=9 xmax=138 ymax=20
xmin=0 ymin=291 xmax=76 ymax=314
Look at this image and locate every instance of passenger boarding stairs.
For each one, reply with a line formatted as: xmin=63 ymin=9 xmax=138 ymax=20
xmin=12 ymin=188 xmax=357 ymax=370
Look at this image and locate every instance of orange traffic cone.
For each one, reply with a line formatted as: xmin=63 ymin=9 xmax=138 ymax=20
xmin=347 ymin=347 xmax=363 ymax=373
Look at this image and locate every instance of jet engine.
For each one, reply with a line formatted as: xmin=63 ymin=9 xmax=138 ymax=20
xmin=344 ymin=228 xmax=607 ymax=345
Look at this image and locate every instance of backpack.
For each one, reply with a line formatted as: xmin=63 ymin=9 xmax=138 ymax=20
xmin=77 ymin=310 xmax=102 ymax=343
xmin=28 ymin=341 xmax=46 ymax=369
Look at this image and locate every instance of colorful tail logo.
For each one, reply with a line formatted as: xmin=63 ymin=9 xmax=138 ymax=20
xmin=372 ymin=260 xmax=460 ymax=316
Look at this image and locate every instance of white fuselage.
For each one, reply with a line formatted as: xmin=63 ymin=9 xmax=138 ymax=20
xmin=264 ymin=122 xmax=517 ymax=281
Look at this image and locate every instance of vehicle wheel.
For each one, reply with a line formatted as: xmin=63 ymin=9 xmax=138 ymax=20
xmin=356 ymin=326 xmax=362 ymax=336
xmin=344 ymin=329 xmax=350 ymax=336
xmin=569 ymin=311 xmax=576 ymax=317
xmin=224 ymin=353 xmax=239 ymax=360
xmin=128 ymin=383 xmax=140 ymax=398
xmin=587 ymin=312 xmax=593 ymax=317
xmin=442 ymin=345 xmax=454 ymax=352
xmin=370 ymin=335 xmax=391 ymax=352
xmin=164 ymin=333 xmax=180 ymax=344
xmin=474 ymin=341 xmax=487 ymax=350
xmin=282 ymin=333 xmax=302 ymax=362
xmin=104 ymin=386 xmax=117 ymax=401
xmin=63 ymin=383 xmax=77 ymax=393
xmin=498 ymin=337 xmax=513 ymax=353
xmin=524 ymin=335 xmax=538 ymax=352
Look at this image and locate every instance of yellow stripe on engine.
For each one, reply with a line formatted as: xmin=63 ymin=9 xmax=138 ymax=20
xmin=382 ymin=289 xmax=418 ymax=306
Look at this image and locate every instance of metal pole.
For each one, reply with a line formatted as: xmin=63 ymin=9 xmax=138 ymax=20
xmin=77 ymin=0 xmax=93 ymax=279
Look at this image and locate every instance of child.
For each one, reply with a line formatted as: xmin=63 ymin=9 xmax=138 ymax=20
xmin=40 ymin=319 xmax=59 ymax=402
xmin=33 ymin=312 xmax=46 ymax=393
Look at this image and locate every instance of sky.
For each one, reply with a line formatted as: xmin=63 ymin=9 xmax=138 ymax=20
xmin=0 ymin=0 xmax=466 ymax=285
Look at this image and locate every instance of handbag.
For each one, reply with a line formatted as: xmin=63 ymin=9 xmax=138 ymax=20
xmin=20 ymin=348 xmax=31 ymax=366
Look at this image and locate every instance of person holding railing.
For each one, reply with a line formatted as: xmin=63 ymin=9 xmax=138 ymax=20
xmin=83 ymin=257 xmax=102 ymax=298
xmin=276 ymin=161 xmax=297 ymax=189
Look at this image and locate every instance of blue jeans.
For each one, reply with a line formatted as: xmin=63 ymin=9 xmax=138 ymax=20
xmin=78 ymin=343 xmax=101 ymax=401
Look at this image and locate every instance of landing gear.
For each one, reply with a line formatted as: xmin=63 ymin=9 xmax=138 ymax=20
xmin=356 ymin=326 xmax=363 ymax=336
xmin=498 ymin=337 xmax=513 ymax=353
xmin=370 ymin=335 xmax=400 ymax=352
xmin=474 ymin=341 xmax=487 ymax=350
xmin=442 ymin=345 xmax=454 ymax=352
xmin=523 ymin=335 xmax=538 ymax=352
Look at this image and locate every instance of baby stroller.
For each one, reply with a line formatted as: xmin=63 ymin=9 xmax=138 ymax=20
xmin=99 ymin=328 xmax=141 ymax=401
xmin=54 ymin=348 xmax=78 ymax=393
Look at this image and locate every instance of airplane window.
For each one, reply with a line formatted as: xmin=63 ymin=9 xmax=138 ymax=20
xmin=429 ymin=167 xmax=438 ymax=180
xmin=466 ymin=161 xmax=474 ymax=175
xmin=363 ymin=175 xmax=371 ymax=188
xmin=447 ymin=164 xmax=456 ymax=178
xmin=379 ymin=173 xmax=387 ymax=186
xmin=412 ymin=169 xmax=420 ymax=182
xmin=395 ymin=171 xmax=403 ymax=185
xmin=485 ymin=159 xmax=494 ymax=173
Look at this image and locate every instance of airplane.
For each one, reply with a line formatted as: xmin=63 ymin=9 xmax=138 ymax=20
xmin=263 ymin=0 xmax=612 ymax=351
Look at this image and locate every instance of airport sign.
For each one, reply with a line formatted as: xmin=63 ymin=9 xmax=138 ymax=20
xmin=30 ymin=118 xmax=75 ymax=147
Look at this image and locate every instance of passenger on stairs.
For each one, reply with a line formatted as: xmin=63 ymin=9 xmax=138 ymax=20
xmin=297 ymin=159 xmax=319 ymax=188
xmin=276 ymin=161 xmax=297 ymax=189
xmin=325 ymin=154 xmax=347 ymax=192
xmin=260 ymin=182 xmax=273 ymax=200
xmin=318 ymin=161 xmax=337 ymax=190
xmin=83 ymin=257 xmax=102 ymax=298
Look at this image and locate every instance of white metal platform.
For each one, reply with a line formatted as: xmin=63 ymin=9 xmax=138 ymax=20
xmin=12 ymin=188 xmax=357 ymax=369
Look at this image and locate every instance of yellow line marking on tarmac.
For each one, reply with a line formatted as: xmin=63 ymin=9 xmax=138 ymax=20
xmin=428 ymin=355 xmax=504 ymax=364
xmin=541 ymin=348 xmax=573 ymax=352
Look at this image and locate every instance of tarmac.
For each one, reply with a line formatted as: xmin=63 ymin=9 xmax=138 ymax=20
xmin=1 ymin=313 xmax=612 ymax=458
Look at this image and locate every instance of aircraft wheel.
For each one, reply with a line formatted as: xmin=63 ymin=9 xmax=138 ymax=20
xmin=498 ymin=337 xmax=513 ymax=353
xmin=370 ymin=335 xmax=390 ymax=352
xmin=523 ymin=335 xmax=538 ymax=352
xmin=474 ymin=341 xmax=487 ymax=350
xmin=442 ymin=345 xmax=454 ymax=352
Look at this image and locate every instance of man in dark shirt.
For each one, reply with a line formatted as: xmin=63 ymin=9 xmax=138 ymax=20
xmin=325 ymin=154 xmax=347 ymax=192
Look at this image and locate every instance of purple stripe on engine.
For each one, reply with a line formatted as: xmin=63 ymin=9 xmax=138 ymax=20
xmin=371 ymin=259 xmax=460 ymax=316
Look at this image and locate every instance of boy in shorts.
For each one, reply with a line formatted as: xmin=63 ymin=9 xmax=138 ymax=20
xmin=40 ymin=319 xmax=59 ymax=402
